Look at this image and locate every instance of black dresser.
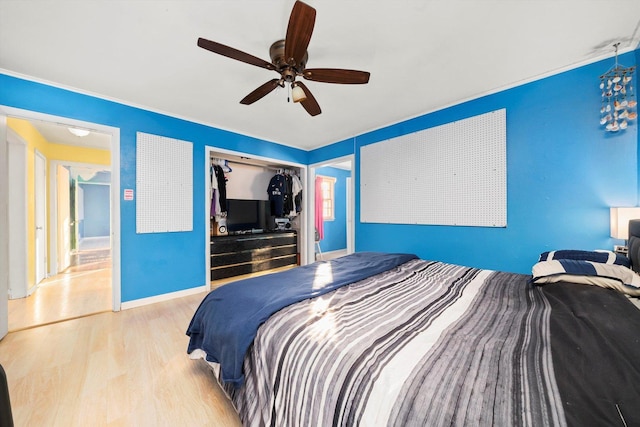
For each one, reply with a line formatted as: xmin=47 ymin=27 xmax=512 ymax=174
xmin=210 ymin=231 xmax=298 ymax=280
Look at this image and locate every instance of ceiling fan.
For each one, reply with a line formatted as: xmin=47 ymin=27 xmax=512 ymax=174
xmin=197 ymin=0 xmax=370 ymax=116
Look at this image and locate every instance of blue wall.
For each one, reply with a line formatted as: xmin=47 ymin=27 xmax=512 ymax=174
xmin=2 ymin=48 xmax=638 ymax=302
xmin=311 ymin=50 xmax=639 ymax=274
xmin=315 ymin=166 xmax=350 ymax=252
xmin=80 ymin=184 xmax=110 ymax=237
xmin=0 ymin=73 xmax=308 ymax=302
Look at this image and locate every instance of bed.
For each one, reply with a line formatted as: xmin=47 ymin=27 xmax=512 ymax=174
xmin=187 ymin=226 xmax=640 ymax=426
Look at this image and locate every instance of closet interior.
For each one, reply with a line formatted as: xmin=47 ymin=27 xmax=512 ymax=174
xmin=208 ymin=151 xmax=305 ymax=281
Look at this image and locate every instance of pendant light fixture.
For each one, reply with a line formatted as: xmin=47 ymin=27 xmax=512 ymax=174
xmin=599 ymin=43 xmax=637 ymax=133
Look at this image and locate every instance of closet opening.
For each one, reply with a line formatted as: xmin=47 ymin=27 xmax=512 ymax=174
xmin=205 ymin=147 xmax=307 ymax=289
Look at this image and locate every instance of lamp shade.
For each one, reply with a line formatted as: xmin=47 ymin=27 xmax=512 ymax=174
xmin=610 ymin=207 xmax=640 ymax=239
xmin=291 ymin=85 xmax=307 ymax=103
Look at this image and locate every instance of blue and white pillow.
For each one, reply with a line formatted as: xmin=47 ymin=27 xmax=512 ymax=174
xmin=538 ymin=249 xmax=630 ymax=268
xmin=532 ymin=252 xmax=640 ymax=297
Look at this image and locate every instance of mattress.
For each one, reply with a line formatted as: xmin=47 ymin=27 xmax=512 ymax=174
xmin=188 ymin=254 xmax=640 ymax=426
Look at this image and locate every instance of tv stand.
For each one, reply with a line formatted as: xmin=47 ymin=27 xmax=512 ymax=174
xmin=210 ymin=231 xmax=298 ymax=280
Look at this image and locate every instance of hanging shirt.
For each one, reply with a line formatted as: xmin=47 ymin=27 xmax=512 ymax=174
xmin=284 ymin=174 xmax=294 ymax=216
xmin=210 ymin=165 xmax=221 ymax=217
xmin=291 ymin=174 xmax=303 ymax=213
xmin=214 ymin=165 xmax=228 ymax=214
xmin=267 ymin=174 xmax=286 ymax=217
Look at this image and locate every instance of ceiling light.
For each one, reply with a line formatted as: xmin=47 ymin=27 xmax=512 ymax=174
xmin=68 ymin=127 xmax=90 ymax=137
xmin=291 ymin=83 xmax=306 ymax=103
xmin=599 ymin=43 xmax=637 ymax=133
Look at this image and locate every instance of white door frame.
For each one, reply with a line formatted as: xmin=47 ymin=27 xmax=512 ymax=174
xmin=346 ymin=176 xmax=354 ymax=254
xmin=55 ymin=163 xmax=72 ymax=273
xmin=35 ymin=150 xmax=47 ymax=284
xmin=0 ymin=115 xmax=9 ymax=339
xmin=0 ymin=105 xmax=122 ymax=313
xmin=307 ymin=155 xmax=355 ymax=262
xmin=6 ymin=129 xmax=28 ymax=299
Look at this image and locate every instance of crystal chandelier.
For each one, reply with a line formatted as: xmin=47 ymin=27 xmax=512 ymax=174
xmin=599 ymin=43 xmax=637 ymax=132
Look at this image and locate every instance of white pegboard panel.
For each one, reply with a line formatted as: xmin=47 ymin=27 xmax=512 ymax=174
xmin=136 ymin=132 xmax=193 ymax=233
xmin=361 ymin=109 xmax=506 ymax=227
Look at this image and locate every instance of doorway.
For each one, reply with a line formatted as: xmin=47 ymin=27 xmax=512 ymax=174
xmin=1 ymin=107 xmax=121 ymax=333
xmin=53 ymin=163 xmax=112 ymax=275
xmin=308 ymin=155 xmax=355 ymax=262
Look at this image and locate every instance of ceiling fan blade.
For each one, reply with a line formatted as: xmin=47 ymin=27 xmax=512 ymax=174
xmin=296 ymin=82 xmax=321 ymax=116
xmin=303 ymin=68 xmax=370 ymax=84
xmin=198 ymin=38 xmax=275 ymax=71
xmin=240 ymin=79 xmax=281 ymax=105
xmin=284 ymin=1 xmax=316 ymax=67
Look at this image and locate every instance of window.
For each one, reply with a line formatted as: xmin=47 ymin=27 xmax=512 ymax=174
xmin=319 ymin=175 xmax=336 ymax=221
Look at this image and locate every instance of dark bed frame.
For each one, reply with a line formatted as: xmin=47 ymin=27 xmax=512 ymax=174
xmin=628 ymin=219 xmax=640 ymax=274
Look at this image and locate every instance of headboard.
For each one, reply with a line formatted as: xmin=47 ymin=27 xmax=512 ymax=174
xmin=628 ymin=219 xmax=640 ymax=273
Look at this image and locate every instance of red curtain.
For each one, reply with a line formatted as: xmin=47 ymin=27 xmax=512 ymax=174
xmin=315 ymin=176 xmax=324 ymax=240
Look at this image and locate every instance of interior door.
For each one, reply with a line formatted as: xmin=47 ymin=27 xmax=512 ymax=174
xmin=35 ymin=151 xmax=46 ymax=283
xmin=57 ymin=164 xmax=72 ymax=272
xmin=0 ymin=114 xmax=9 ymax=339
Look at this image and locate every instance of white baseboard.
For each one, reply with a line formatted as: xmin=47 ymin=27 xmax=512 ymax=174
xmin=27 ymin=283 xmax=38 ymax=297
xmin=121 ymin=285 xmax=208 ymax=310
xmin=319 ymin=249 xmax=348 ymax=260
xmin=8 ymin=283 xmax=37 ymax=300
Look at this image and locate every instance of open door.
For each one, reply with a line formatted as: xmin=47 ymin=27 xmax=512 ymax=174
xmin=35 ymin=151 xmax=46 ymax=283
xmin=57 ymin=164 xmax=72 ymax=273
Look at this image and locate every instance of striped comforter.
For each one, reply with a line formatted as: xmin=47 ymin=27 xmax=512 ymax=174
xmin=219 ymin=259 xmax=640 ymax=426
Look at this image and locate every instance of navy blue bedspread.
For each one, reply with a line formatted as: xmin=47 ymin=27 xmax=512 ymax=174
xmin=186 ymin=251 xmax=417 ymax=386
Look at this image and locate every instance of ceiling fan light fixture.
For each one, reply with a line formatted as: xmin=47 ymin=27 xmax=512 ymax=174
xmin=68 ymin=127 xmax=90 ymax=137
xmin=292 ymin=83 xmax=307 ymax=103
xmin=197 ymin=1 xmax=368 ymax=116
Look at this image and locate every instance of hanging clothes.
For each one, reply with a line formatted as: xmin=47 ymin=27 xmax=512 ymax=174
xmin=315 ymin=176 xmax=324 ymax=240
xmin=210 ymin=165 xmax=221 ymax=217
xmin=284 ymin=173 xmax=294 ymax=216
xmin=291 ymin=174 xmax=303 ymax=213
xmin=212 ymin=164 xmax=228 ymax=216
xmin=267 ymin=173 xmax=287 ymax=217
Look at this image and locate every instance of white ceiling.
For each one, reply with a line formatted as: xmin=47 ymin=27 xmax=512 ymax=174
xmin=27 ymin=119 xmax=112 ymax=150
xmin=1 ymin=1 xmax=639 ymax=151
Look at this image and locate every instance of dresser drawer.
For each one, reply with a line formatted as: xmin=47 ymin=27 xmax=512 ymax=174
xmin=209 ymin=231 xmax=298 ymax=281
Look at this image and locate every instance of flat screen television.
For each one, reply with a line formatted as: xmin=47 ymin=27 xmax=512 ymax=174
xmin=225 ymin=199 xmax=273 ymax=232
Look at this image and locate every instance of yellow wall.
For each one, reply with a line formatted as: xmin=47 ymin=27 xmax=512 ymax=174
xmin=7 ymin=117 xmax=111 ymax=287
xmin=45 ymin=141 xmax=110 ymax=164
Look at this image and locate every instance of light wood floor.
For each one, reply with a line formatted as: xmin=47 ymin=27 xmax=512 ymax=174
xmin=0 ymin=292 xmax=242 ymax=426
xmin=8 ymin=261 xmax=112 ymax=332
xmin=1 ymin=255 xmax=348 ymax=425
